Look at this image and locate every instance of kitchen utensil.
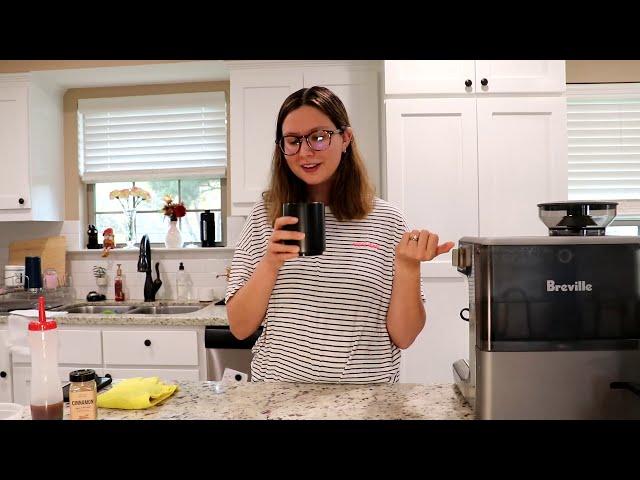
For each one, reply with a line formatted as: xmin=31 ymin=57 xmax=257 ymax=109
xmin=9 ymin=236 xmax=66 ymax=286
xmin=86 ymin=291 xmax=106 ymax=302
xmin=282 ymin=202 xmax=326 ymax=256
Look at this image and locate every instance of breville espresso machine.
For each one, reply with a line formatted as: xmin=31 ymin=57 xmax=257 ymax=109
xmin=452 ymin=201 xmax=640 ymax=419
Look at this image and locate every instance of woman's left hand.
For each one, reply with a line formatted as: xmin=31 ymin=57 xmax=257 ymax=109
xmin=395 ymin=229 xmax=455 ymax=268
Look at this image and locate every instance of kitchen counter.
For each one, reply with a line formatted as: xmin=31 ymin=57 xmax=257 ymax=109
xmin=0 ymin=300 xmax=228 ymax=327
xmin=18 ymin=381 xmax=473 ymax=420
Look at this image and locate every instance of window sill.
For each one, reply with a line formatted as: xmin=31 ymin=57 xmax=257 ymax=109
xmin=67 ymin=246 xmax=235 ymax=254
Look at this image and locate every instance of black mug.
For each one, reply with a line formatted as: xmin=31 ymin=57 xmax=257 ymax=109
xmin=24 ymin=256 xmax=42 ymax=291
xmin=282 ymin=202 xmax=326 ymax=256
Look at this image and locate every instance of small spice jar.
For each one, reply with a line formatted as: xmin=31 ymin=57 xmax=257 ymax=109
xmin=69 ymin=369 xmax=97 ymax=420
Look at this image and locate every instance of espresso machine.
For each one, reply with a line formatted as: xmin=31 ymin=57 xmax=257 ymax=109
xmin=451 ymin=201 xmax=640 ymax=419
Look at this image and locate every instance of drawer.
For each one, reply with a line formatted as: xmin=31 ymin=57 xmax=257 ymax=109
xmin=103 ymin=330 xmax=198 ymax=367
xmin=59 ymin=329 xmax=102 ymax=364
xmin=104 ymin=367 xmax=200 ymax=381
xmin=12 ymin=329 xmax=102 ymax=365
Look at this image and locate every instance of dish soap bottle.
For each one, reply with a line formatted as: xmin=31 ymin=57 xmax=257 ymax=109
xmin=176 ymin=262 xmax=188 ymax=301
xmin=114 ymin=263 xmax=125 ymax=302
xmin=29 ymin=296 xmax=63 ymax=420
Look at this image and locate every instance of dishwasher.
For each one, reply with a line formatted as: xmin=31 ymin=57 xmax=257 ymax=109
xmin=205 ymin=326 xmax=262 ymax=381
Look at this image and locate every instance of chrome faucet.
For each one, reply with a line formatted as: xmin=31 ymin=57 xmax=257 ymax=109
xmin=137 ymin=235 xmax=162 ymax=302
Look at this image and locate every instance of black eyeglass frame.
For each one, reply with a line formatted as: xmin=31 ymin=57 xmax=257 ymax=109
xmin=276 ymin=128 xmax=345 ymax=156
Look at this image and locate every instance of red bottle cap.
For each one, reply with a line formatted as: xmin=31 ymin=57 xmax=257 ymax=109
xmin=28 ymin=296 xmax=57 ymax=331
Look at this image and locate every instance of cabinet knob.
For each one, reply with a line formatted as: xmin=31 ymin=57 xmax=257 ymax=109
xmin=481 ymin=78 xmax=488 ymax=86
xmin=465 ymin=79 xmax=472 ymax=87
xmin=144 ymin=339 xmax=151 ymax=347
xmin=18 ymin=198 xmax=24 ymax=205
xmin=0 ymin=371 xmax=6 ymax=378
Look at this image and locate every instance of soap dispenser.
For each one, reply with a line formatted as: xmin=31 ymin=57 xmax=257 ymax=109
xmin=176 ymin=262 xmax=188 ymax=301
xmin=114 ymin=264 xmax=125 ymax=302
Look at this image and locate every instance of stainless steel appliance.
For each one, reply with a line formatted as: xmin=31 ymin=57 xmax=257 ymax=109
xmin=205 ymin=325 xmax=262 ymax=381
xmin=452 ymin=201 xmax=640 ymax=419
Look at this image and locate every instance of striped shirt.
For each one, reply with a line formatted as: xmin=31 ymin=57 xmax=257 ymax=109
xmin=225 ymin=197 xmax=423 ymax=384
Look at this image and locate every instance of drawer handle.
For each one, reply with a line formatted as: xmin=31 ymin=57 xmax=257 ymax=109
xmin=144 ymin=339 xmax=152 ymax=347
xmin=0 ymin=371 xmax=6 ymax=378
xmin=481 ymin=78 xmax=488 ymax=86
xmin=465 ymin=79 xmax=472 ymax=87
xmin=18 ymin=198 xmax=25 ymax=205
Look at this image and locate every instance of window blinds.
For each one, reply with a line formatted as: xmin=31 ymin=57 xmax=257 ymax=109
xmin=567 ymin=84 xmax=640 ymax=216
xmin=78 ymin=92 xmax=227 ymax=182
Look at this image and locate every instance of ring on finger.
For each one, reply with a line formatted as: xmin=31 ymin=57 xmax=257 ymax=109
xmin=409 ymin=234 xmax=419 ymax=242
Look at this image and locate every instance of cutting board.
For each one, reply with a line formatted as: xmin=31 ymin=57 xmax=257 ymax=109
xmin=8 ymin=236 xmax=67 ymax=286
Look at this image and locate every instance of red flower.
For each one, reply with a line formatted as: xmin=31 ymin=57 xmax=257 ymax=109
xmin=173 ymin=204 xmax=187 ymax=218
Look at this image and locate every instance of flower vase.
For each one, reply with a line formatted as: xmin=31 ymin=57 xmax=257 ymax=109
xmin=124 ymin=209 xmax=137 ymax=249
xmin=165 ymin=220 xmax=183 ymax=248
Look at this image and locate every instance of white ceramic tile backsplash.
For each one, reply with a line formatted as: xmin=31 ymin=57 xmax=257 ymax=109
xmin=67 ymin=250 xmax=233 ymax=301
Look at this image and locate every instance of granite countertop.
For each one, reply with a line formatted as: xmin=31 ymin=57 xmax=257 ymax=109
xmin=0 ymin=300 xmax=228 ymax=327
xmin=18 ymin=381 xmax=473 ymax=420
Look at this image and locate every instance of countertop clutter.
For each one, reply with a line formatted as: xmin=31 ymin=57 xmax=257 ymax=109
xmin=17 ymin=381 xmax=473 ymax=420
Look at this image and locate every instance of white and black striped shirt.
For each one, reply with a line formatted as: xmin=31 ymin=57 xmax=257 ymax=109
xmin=225 ymin=197 xmax=423 ymax=384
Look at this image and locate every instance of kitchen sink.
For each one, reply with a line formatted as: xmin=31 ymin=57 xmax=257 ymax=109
xmin=62 ymin=305 xmax=138 ymax=314
xmin=128 ymin=305 xmax=204 ymax=315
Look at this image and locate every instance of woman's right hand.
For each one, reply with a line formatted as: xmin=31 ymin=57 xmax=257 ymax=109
xmin=263 ymin=216 xmax=305 ymax=270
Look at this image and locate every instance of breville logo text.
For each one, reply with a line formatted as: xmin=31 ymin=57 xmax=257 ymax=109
xmin=546 ymin=280 xmax=593 ymax=292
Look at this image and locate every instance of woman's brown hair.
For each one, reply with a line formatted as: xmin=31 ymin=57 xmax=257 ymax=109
xmin=263 ymin=86 xmax=374 ymax=224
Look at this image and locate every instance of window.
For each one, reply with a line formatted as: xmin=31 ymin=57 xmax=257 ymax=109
xmin=78 ymin=91 xmax=228 ymax=246
xmin=567 ymin=84 xmax=640 ymax=234
xmin=89 ymin=179 xmax=225 ymax=245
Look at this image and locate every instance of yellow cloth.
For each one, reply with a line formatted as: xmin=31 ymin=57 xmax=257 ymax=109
xmin=97 ymin=377 xmax=178 ymax=410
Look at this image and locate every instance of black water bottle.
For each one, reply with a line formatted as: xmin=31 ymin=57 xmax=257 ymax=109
xmin=200 ymin=210 xmax=216 ymax=247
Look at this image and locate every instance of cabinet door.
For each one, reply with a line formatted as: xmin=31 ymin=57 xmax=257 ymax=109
xmin=384 ymin=61 xmax=476 ymax=95
xmin=385 ymin=98 xmax=478 ymax=278
xmin=475 ymin=60 xmax=566 ymax=94
xmin=229 ymin=69 xmax=303 ymax=216
xmin=0 ymin=86 xmax=30 ymax=210
xmin=477 ymin=97 xmax=568 ymax=236
xmin=0 ymin=330 xmax=11 ymax=402
xmin=304 ymin=67 xmax=381 ymax=194
xmin=399 ymin=278 xmax=469 ymax=383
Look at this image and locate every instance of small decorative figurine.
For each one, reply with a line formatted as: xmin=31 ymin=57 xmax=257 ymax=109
xmin=102 ymin=228 xmax=115 ymax=257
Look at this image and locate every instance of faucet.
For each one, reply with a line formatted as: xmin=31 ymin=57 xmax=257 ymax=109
xmin=137 ymin=235 xmax=162 ymax=302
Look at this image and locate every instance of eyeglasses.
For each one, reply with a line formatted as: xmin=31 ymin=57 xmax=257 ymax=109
xmin=277 ymin=128 xmax=344 ymax=156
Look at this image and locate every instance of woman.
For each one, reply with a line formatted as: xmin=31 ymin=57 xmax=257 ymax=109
xmin=226 ymin=86 xmax=453 ymax=383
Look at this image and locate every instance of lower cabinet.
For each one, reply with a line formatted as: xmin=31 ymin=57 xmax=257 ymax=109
xmin=0 ymin=329 xmax=12 ymax=402
xmin=11 ymin=324 xmax=206 ymax=405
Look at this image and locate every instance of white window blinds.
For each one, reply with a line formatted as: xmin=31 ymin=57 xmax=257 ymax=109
xmin=78 ymin=91 xmax=227 ymax=182
xmin=567 ymin=84 xmax=640 ymax=217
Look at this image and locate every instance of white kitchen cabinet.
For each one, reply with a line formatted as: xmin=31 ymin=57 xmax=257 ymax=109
xmin=11 ymin=324 xmax=207 ymax=405
xmin=0 ymin=74 xmax=64 ymax=221
xmin=385 ymin=60 xmax=565 ymax=95
xmin=0 ymin=329 xmax=12 ymax=402
xmin=477 ymin=96 xmax=567 ymax=236
xmin=383 ymin=60 xmax=568 ymax=383
xmin=385 ymin=97 xmax=478 ymax=278
xmin=227 ymin=61 xmax=381 ymax=216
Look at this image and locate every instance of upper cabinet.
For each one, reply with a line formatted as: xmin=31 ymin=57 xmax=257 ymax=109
xmin=227 ymin=61 xmax=381 ymax=216
xmin=385 ymin=60 xmax=566 ymax=95
xmin=0 ymin=74 xmax=64 ymax=221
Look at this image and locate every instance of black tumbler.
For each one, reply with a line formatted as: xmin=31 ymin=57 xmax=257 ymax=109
xmin=24 ymin=256 xmax=42 ymax=291
xmin=282 ymin=202 xmax=326 ymax=256
xmin=200 ymin=209 xmax=216 ymax=247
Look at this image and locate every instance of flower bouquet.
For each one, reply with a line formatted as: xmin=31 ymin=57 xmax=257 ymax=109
xmin=109 ymin=186 xmax=151 ymax=248
xmin=161 ymin=195 xmax=187 ymax=248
